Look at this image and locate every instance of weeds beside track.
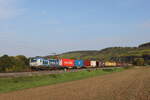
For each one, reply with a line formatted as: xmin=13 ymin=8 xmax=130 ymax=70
xmin=0 ymin=67 xmax=124 ymax=93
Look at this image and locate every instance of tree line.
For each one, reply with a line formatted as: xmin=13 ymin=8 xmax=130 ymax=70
xmin=111 ymin=55 xmax=150 ymax=66
xmin=0 ymin=55 xmax=29 ymax=72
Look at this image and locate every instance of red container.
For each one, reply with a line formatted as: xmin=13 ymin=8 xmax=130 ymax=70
xmin=61 ymin=59 xmax=75 ymax=67
xmin=84 ymin=60 xmax=91 ymax=67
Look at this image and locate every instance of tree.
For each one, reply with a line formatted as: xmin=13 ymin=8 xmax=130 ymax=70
xmin=133 ymin=58 xmax=145 ymax=66
xmin=0 ymin=55 xmax=29 ymax=72
xmin=15 ymin=55 xmax=29 ymax=65
xmin=12 ymin=55 xmax=29 ymax=71
xmin=0 ymin=55 xmax=13 ymax=72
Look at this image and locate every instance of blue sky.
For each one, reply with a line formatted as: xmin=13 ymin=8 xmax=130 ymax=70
xmin=0 ymin=0 xmax=150 ymax=56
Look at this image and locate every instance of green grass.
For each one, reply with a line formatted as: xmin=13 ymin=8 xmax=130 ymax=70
xmin=0 ymin=68 xmax=124 ymax=93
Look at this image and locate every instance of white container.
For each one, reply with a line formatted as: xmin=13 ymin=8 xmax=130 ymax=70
xmin=90 ymin=61 xmax=97 ymax=67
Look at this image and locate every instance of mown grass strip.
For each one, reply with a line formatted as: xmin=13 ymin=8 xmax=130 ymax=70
xmin=0 ymin=68 xmax=124 ymax=93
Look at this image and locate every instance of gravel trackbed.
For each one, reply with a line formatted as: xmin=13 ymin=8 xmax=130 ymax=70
xmin=0 ymin=67 xmax=150 ymax=100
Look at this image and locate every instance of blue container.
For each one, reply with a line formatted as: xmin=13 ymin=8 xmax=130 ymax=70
xmin=75 ymin=60 xmax=84 ymax=67
xmin=49 ymin=59 xmax=60 ymax=67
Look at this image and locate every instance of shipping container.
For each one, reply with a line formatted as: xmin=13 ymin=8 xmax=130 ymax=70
xmin=98 ymin=61 xmax=105 ymax=67
xmin=105 ymin=62 xmax=117 ymax=67
xmin=84 ymin=60 xmax=91 ymax=67
xmin=90 ymin=61 xmax=97 ymax=67
xmin=75 ymin=60 xmax=84 ymax=68
xmin=60 ymin=59 xmax=75 ymax=67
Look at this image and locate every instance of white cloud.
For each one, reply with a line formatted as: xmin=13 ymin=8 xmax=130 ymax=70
xmin=0 ymin=0 xmax=25 ymax=20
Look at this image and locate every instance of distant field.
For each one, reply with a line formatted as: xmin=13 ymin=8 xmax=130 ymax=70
xmin=0 ymin=68 xmax=124 ymax=93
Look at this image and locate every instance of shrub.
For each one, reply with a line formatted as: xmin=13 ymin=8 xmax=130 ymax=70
xmin=0 ymin=55 xmax=29 ymax=72
xmin=133 ymin=58 xmax=145 ymax=66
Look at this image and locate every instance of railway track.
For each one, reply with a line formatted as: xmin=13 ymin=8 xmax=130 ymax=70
xmin=0 ymin=67 xmax=122 ymax=78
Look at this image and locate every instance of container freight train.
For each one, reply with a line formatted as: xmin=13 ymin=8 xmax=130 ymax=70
xmin=30 ymin=57 xmax=127 ymax=70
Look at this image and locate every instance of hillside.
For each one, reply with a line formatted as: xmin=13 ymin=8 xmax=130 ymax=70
xmin=59 ymin=47 xmax=150 ymax=60
xmin=59 ymin=47 xmax=136 ymax=60
xmin=139 ymin=42 xmax=150 ymax=48
xmin=45 ymin=42 xmax=150 ymax=65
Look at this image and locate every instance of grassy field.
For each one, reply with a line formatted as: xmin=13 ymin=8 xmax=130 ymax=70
xmin=0 ymin=68 xmax=124 ymax=93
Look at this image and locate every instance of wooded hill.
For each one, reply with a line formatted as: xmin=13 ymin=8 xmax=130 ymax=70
xmin=55 ymin=42 xmax=150 ymax=65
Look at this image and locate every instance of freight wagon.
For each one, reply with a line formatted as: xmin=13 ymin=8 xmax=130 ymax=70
xmin=84 ymin=60 xmax=91 ymax=68
xmin=105 ymin=62 xmax=117 ymax=67
xmin=75 ymin=60 xmax=84 ymax=68
xmin=98 ymin=61 xmax=105 ymax=67
xmin=90 ymin=61 xmax=97 ymax=67
xmin=60 ymin=59 xmax=75 ymax=68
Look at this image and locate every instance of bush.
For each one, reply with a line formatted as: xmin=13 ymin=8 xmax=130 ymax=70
xmin=0 ymin=55 xmax=13 ymax=72
xmin=0 ymin=55 xmax=29 ymax=72
xmin=133 ymin=58 xmax=145 ymax=66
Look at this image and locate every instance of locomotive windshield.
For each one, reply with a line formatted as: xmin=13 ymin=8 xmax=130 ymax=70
xmin=30 ymin=58 xmax=37 ymax=62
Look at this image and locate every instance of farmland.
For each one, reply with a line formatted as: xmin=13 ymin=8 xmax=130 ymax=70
xmin=0 ymin=68 xmax=124 ymax=93
xmin=0 ymin=67 xmax=150 ymax=100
